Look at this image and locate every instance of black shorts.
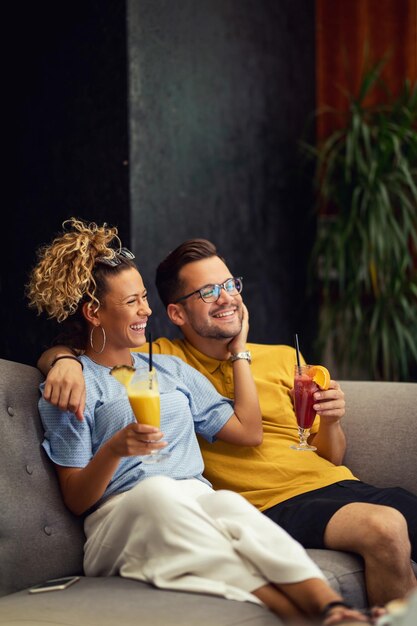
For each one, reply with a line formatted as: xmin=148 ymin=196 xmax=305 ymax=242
xmin=263 ymin=480 xmax=417 ymax=559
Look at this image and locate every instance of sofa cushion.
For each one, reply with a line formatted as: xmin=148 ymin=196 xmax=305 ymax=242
xmin=0 ymin=576 xmax=281 ymax=626
xmin=340 ymin=381 xmax=417 ymax=495
xmin=307 ymin=548 xmax=367 ymax=608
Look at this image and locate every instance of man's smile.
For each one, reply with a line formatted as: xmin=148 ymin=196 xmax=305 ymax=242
xmin=211 ymin=308 xmax=238 ymax=319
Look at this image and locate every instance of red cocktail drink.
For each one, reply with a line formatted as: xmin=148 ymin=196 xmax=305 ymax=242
xmin=294 ymin=373 xmax=318 ymax=429
xmin=290 ymin=364 xmax=320 ymax=451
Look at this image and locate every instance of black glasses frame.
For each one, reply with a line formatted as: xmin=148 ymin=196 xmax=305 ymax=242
xmin=175 ymin=277 xmax=243 ymax=304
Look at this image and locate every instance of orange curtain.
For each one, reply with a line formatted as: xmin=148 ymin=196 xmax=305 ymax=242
xmin=316 ymin=0 xmax=417 ymax=140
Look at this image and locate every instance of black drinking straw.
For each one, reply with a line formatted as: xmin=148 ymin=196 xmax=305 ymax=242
xmin=148 ymin=332 xmax=153 ymax=372
xmin=294 ymin=333 xmax=301 ymax=372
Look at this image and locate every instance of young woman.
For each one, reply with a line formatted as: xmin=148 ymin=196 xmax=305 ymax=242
xmin=27 ymin=218 xmax=371 ymax=625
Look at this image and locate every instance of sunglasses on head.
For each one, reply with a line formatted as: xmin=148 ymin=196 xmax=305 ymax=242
xmin=96 ymin=247 xmax=135 ymax=267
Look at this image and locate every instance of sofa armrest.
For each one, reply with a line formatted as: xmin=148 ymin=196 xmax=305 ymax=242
xmin=0 ymin=358 xmax=85 ymax=597
xmin=339 ymin=381 xmax=417 ymax=496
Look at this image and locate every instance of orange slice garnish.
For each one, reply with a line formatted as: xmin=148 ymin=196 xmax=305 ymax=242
xmin=309 ymin=365 xmax=330 ymax=390
xmin=109 ymin=365 xmax=136 ymax=388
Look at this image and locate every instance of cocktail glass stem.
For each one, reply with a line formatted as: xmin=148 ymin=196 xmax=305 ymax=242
xmin=296 ymin=427 xmax=317 ymax=451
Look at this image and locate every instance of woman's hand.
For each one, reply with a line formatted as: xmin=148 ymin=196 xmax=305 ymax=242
xmin=106 ymin=423 xmax=167 ymax=458
xmin=56 ymin=423 xmax=166 ymax=516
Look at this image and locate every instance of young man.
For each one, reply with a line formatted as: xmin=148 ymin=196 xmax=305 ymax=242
xmin=38 ymin=238 xmax=417 ymax=607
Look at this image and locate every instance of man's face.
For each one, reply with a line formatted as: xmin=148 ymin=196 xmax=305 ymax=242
xmin=175 ymin=256 xmax=244 ymax=340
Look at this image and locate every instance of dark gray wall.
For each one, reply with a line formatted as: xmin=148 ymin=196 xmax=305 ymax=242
xmin=128 ymin=0 xmax=317 ymax=352
xmin=2 ymin=0 xmax=317 ymax=366
xmin=3 ymin=1 xmax=130 ymax=365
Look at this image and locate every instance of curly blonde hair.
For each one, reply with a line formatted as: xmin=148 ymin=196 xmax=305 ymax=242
xmin=27 ymin=217 xmax=124 ymax=322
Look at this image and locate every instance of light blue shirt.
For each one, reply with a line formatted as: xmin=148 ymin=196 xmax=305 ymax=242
xmin=39 ymin=353 xmax=234 ymax=507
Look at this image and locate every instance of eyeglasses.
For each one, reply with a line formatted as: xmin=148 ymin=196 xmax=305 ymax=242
xmin=96 ymin=247 xmax=135 ymax=267
xmin=175 ymin=277 xmax=243 ymax=304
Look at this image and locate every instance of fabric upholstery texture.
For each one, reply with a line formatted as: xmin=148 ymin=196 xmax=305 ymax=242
xmin=0 ymin=576 xmax=279 ymax=626
xmin=340 ymin=380 xmax=417 ymax=494
xmin=0 ymin=360 xmax=84 ymax=597
xmin=0 ymin=358 xmax=416 ymax=623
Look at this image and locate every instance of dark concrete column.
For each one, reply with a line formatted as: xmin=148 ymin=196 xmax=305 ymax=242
xmin=127 ymin=0 xmax=317 ymax=349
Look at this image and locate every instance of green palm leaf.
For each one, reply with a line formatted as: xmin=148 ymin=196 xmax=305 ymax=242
xmin=303 ymin=59 xmax=417 ymax=381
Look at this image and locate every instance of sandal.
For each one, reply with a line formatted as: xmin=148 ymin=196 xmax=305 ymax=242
xmin=322 ymin=601 xmax=373 ymax=626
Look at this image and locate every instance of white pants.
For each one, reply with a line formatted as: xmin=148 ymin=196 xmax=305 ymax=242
xmin=84 ymin=476 xmax=324 ymax=604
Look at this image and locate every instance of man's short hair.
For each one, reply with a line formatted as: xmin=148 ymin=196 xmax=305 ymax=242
xmin=155 ymin=239 xmax=223 ymax=307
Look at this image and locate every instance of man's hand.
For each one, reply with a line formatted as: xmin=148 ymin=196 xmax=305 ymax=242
xmin=227 ymin=304 xmax=249 ymax=356
xmin=309 ymin=380 xmax=346 ymax=464
xmin=44 ymin=358 xmax=86 ymax=421
xmin=313 ymin=380 xmax=345 ymax=424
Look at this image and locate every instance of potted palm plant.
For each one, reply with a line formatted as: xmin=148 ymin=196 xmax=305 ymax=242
xmin=303 ymin=61 xmax=417 ymax=381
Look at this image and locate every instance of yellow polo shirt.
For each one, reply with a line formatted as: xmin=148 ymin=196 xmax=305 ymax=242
xmin=134 ymin=339 xmax=356 ymax=511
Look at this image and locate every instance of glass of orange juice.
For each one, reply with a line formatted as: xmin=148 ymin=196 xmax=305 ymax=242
xmin=127 ymin=367 xmax=168 ymax=463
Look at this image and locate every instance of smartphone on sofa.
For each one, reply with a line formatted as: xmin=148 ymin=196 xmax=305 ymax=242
xmin=28 ymin=576 xmax=80 ymax=593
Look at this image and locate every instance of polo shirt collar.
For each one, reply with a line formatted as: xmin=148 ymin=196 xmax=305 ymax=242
xmin=182 ymin=340 xmax=227 ymax=374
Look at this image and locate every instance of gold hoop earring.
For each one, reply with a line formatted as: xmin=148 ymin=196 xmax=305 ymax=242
xmin=90 ymin=325 xmax=106 ymax=354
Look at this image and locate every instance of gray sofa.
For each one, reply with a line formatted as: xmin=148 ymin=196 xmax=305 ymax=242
xmin=0 ymin=358 xmax=416 ymax=626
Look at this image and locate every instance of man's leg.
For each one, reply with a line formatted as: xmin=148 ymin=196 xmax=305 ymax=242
xmin=323 ymin=502 xmax=417 ymax=606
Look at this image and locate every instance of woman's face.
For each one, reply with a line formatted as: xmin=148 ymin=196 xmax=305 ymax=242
xmin=97 ymin=267 xmax=152 ymax=350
